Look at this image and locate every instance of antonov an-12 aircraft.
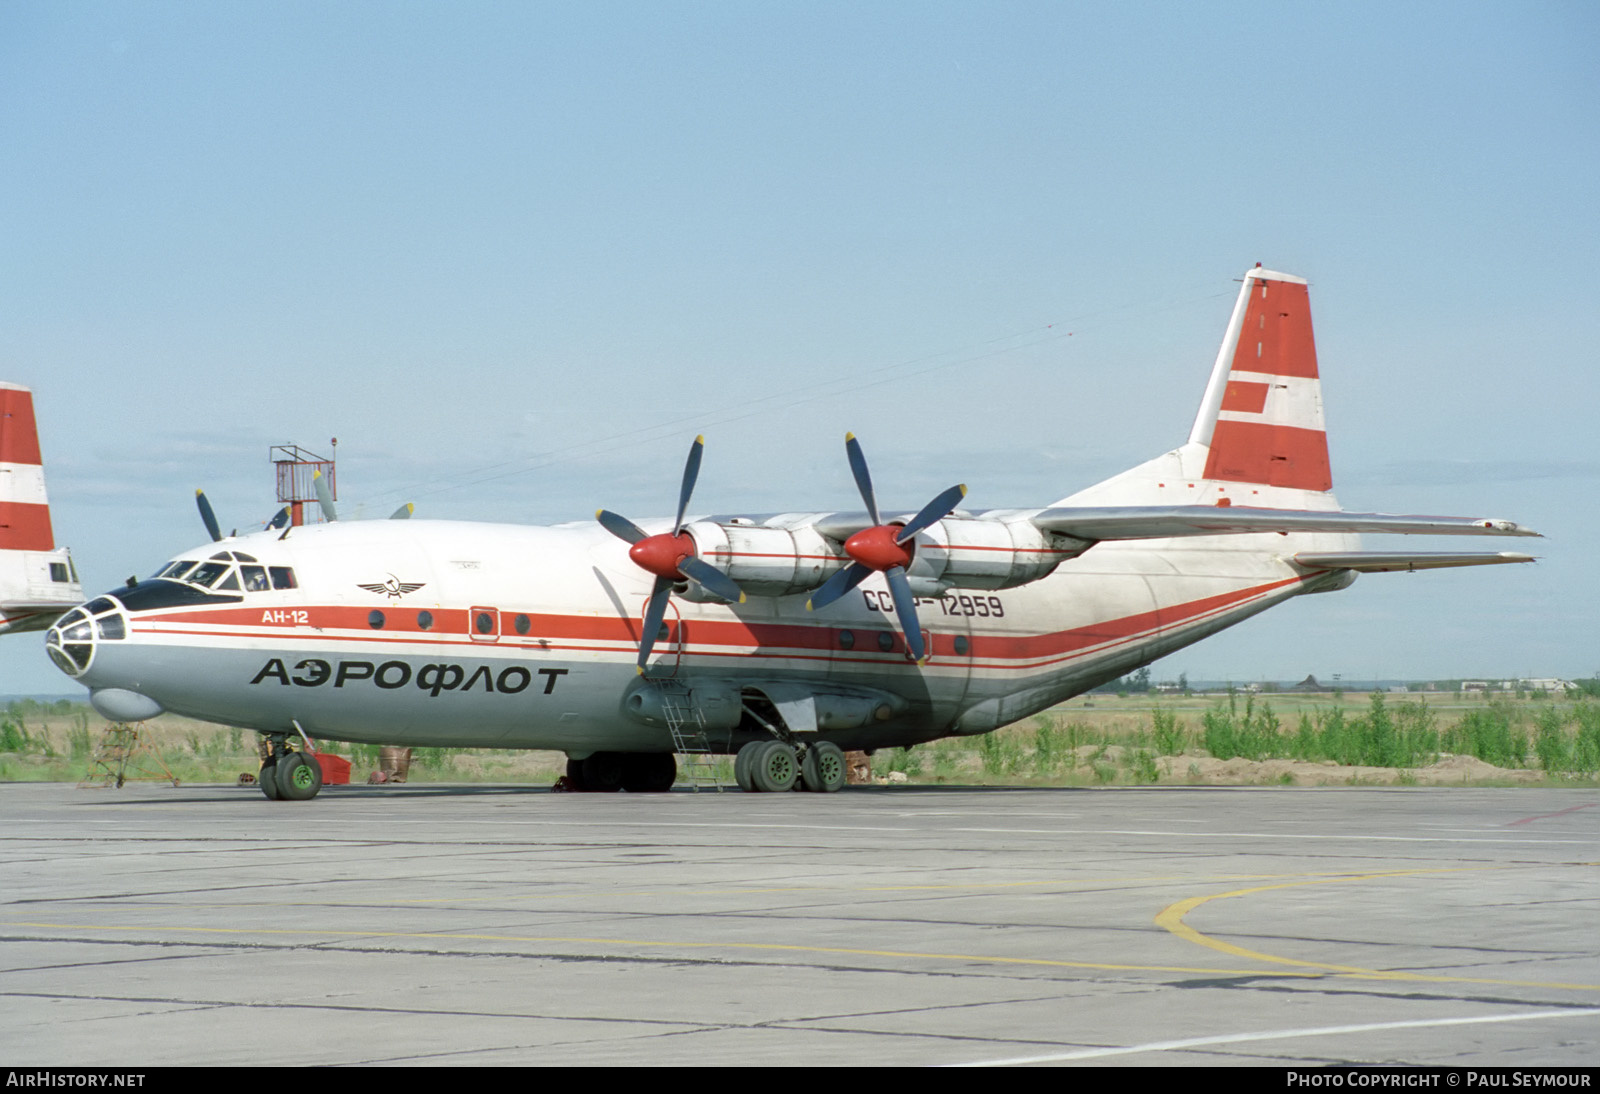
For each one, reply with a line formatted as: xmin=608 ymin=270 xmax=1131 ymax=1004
xmin=39 ymin=267 xmax=1538 ymax=800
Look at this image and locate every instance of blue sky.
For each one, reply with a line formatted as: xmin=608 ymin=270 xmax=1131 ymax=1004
xmin=3 ymin=2 xmax=1596 ymax=693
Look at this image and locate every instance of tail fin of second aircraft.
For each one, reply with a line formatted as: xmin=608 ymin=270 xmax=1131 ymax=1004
xmin=1 ymin=382 xmax=58 ymax=553
xmin=0 ymin=382 xmax=82 ymax=635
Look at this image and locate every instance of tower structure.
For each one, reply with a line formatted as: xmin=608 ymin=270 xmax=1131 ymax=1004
xmin=270 ymin=442 xmax=336 ymax=527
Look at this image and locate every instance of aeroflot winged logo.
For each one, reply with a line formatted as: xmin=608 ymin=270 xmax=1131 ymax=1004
xmin=356 ymin=575 xmax=427 ymax=599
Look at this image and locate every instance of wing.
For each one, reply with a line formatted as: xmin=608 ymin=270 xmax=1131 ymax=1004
xmin=1028 ymin=505 xmax=1540 ymax=542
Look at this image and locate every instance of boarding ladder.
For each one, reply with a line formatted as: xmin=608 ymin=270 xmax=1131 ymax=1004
xmin=652 ymin=680 xmax=724 ymax=791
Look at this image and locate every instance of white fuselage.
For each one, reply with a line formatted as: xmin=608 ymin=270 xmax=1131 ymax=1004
xmin=51 ymin=515 xmax=1357 ymax=754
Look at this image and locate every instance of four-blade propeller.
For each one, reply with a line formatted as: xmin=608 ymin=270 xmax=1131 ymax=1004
xmin=806 ymin=433 xmax=966 ymax=663
xmin=195 ymin=481 xmax=402 ymax=541
xmin=596 ymin=435 xmax=745 ymax=674
xmin=196 ymin=489 xmax=288 ymax=541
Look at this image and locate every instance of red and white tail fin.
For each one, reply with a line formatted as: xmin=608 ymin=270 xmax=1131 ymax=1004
xmin=1189 ymin=266 xmax=1332 ymax=493
xmin=1056 ymin=265 xmax=1339 ymax=510
xmin=2 ymin=383 xmax=58 ymax=552
xmin=0 ymin=382 xmax=82 ymax=635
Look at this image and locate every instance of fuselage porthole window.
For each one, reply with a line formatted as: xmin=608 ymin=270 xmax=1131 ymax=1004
xmin=514 ymin=614 xmax=530 ymax=636
xmin=877 ymin=631 xmax=895 ymax=653
xmin=369 ymin=610 xmax=386 ymax=629
xmin=954 ymin=635 xmax=970 ymax=656
xmin=475 ymin=611 xmax=494 ymax=635
xmin=417 ymin=610 xmax=433 ymax=631
xmin=838 ymin=629 xmax=855 ymax=650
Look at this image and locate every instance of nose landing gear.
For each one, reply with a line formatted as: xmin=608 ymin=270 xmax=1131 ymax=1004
xmin=563 ymin=752 xmax=678 ymax=792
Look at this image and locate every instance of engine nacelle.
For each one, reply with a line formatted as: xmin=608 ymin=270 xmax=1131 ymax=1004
xmin=905 ymin=516 xmax=1087 ymax=593
xmin=678 ymin=520 xmax=848 ymax=600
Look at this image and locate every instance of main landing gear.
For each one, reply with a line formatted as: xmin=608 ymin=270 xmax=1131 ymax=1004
xmin=258 ymin=735 xmax=324 ymax=802
xmin=564 ymin=752 xmax=678 ymax=792
xmin=734 ymin=739 xmax=845 ymax=793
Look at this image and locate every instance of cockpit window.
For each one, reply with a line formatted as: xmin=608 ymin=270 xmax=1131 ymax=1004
xmin=186 ymin=561 xmax=231 ymax=588
xmin=150 ymin=558 xmax=293 ymax=595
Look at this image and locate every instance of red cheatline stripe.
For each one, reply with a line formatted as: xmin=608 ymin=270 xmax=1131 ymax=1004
xmin=720 ymin=545 xmax=1073 ymax=558
xmin=716 ymin=551 xmax=841 ymax=561
xmin=129 ymin=576 xmax=1304 ymax=666
xmin=0 ymin=500 xmax=54 ymax=551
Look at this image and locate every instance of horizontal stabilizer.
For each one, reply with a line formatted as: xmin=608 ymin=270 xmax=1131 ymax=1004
xmin=1 ymin=598 xmax=80 ymax=612
xmin=1030 ymin=505 xmax=1541 ymax=542
xmin=1292 ymin=551 xmax=1536 ymax=573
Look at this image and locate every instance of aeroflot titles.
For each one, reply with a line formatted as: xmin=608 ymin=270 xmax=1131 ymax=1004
xmin=250 ymin=658 xmax=570 ymax=695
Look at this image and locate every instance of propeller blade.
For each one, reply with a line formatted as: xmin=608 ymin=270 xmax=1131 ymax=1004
xmin=897 ymin=483 xmax=968 ymax=544
xmin=844 ymin=433 xmax=881 ymax=526
xmin=312 ymin=470 xmax=337 ymax=522
xmin=806 ymin=561 xmax=872 ymax=611
xmin=678 ymin=555 xmax=746 ymax=604
xmin=390 ymin=503 xmax=414 ymax=520
xmin=673 ymin=435 xmax=704 ymax=535
xmin=195 ymin=490 xmax=223 ymax=542
xmin=883 ymin=565 xmax=927 ymax=663
xmin=266 ymin=507 xmax=290 ymax=531
xmin=636 ymin=576 xmax=674 ymax=674
xmin=596 ymin=509 xmax=648 ymax=545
